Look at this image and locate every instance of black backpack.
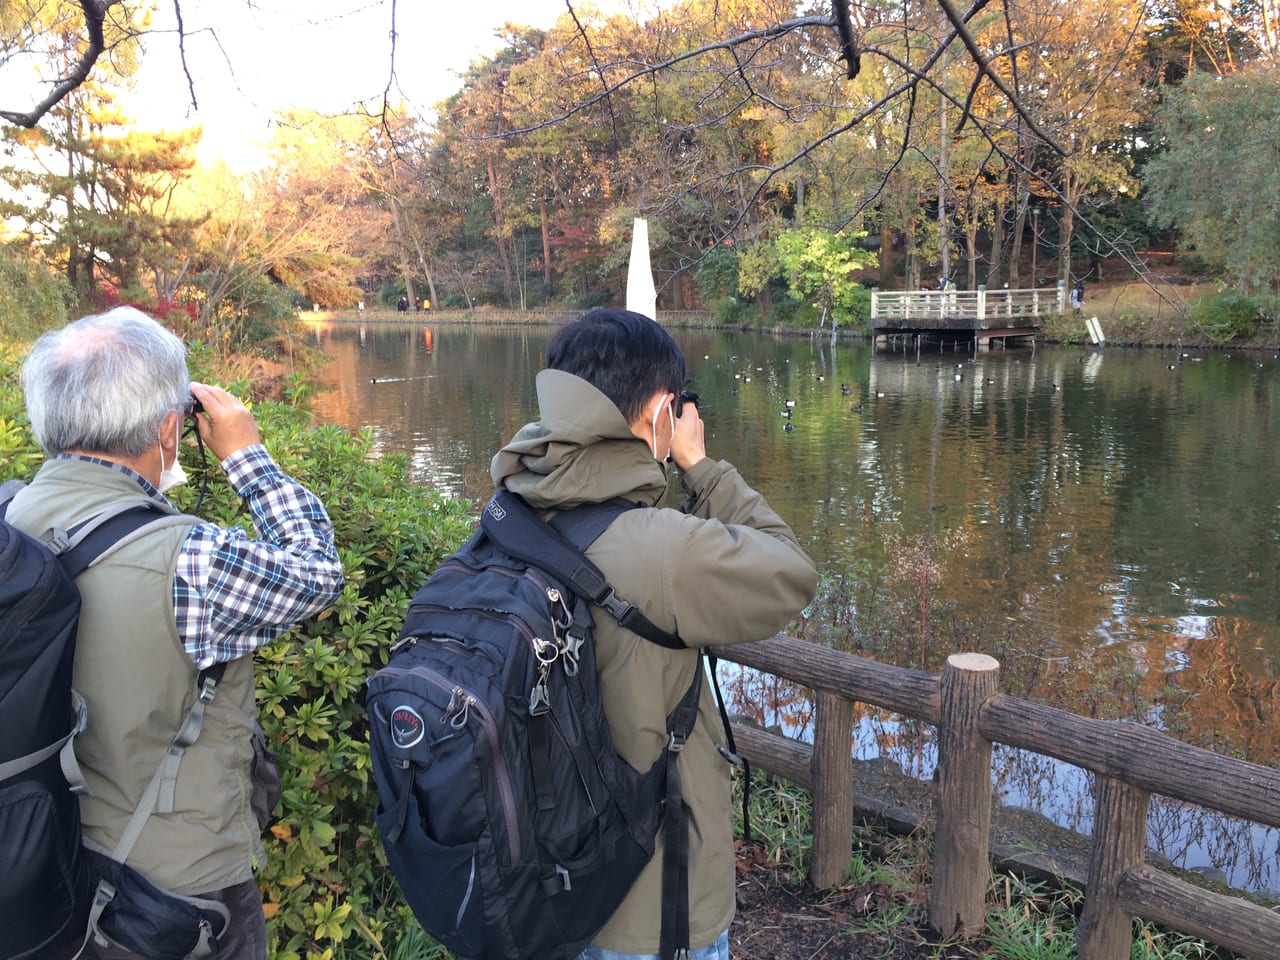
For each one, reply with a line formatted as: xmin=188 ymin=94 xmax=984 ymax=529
xmin=368 ymin=490 xmax=734 ymax=960
xmin=0 ymin=482 xmax=230 ymax=960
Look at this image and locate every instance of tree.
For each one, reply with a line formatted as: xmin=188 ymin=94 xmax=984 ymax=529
xmin=167 ymin=112 xmax=381 ymax=346
xmin=0 ymin=8 xmax=162 ymax=305
xmin=1017 ymin=0 xmax=1146 ymax=286
xmin=773 ymin=226 xmax=876 ymax=326
xmin=1144 ymin=65 xmax=1280 ymax=297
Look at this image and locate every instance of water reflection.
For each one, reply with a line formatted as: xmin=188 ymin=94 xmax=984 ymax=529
xmin=308 ymin=319 xmax=1280 ymax=893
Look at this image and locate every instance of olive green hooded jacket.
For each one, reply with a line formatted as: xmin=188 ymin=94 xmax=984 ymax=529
xmin=491 ymin=369 xmax=818 ymax=953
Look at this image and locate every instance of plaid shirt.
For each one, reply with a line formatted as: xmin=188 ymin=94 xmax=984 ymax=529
xmin=60 ymin=447 xmax=344 ymax=669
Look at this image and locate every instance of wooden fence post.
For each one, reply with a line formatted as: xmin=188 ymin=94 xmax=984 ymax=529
xmin=809 ymin=691 xmax=854 ymax=888
xmin=1078 ymin=776 xmax=1150 ymax=960
xmin=929 ymin=653 xmax=998 ymax=939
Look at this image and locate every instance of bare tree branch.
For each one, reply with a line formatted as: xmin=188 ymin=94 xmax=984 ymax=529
xmin=483 ymin=16 xmax=835 ymax=139
xmin=564 ymin=0 xmax=623 ymax=150
xmin=934 ymin=0 xmax=1066 ymax=154
xmin=172 ymin=0 xmax=198 ymax=110
xmin=0 ymin=0 xmax=116 ymax=128
xmin=834 ymin=0 xmax=860 ymax=78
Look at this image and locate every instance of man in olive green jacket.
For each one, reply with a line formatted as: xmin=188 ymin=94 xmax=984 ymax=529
xmin=491 ymin=308 xmax=818 ymax=960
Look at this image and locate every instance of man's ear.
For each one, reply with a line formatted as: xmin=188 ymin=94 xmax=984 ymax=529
xmin=159 ymin=409 xmax=181 ymax=450
xmin=629 ymin=389 xmax=668 ymax=432
xmin=626 ymin=389 xmax=669 ymax=442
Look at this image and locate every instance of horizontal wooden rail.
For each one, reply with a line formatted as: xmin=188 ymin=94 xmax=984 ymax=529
xmin=711 ymin=633 xmax=1280 ymax=960
xmin=717 ymin=635 xmax=940 ymax=723
xmin=980 ymin=693 xmax=1280 ymax=827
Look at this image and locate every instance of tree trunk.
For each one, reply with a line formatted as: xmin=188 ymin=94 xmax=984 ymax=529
xmin=391 ymin=198 xmax=417 ymax=306
xmin=1008 ymin=204 xmax=1026 ymax=287
xmin=486 ymin=156 xmax=514 ymax=299
xmin=539 ymin=195 xmax=554 ymax=293
xmin=987 ymin=197 xmax=1006 ymax=287
xmin=1059 ymin=182 xmax=1076 ymax=286
xmin=964 ymin=218 xmax=979 ymax=290
xmin=879 ymin=222 xmax=898 ymax=290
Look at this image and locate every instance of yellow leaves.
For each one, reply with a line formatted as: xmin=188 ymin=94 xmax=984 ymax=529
xmin=271 ymin=822 xmax=294 ymax=842
xmin=309 ymin=898 xmax=352 ymax=944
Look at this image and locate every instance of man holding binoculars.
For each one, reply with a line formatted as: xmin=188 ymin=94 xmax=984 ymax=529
xmin=490 ymin=307 xmax=817 ymax=960
xmin=8 ymin=306 xmax=344 ymax=958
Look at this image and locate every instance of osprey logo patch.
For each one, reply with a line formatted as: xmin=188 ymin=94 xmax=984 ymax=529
xmin=390 ymin=705 xmax=426 ymax=749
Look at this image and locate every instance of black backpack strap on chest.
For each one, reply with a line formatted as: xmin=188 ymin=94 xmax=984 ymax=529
xmin=481 ymin=489 xmax=683 ymax=650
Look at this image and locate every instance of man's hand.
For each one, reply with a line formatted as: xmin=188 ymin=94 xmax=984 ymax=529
xmin=189 ymin=382 xmax=261 ymax=463
xmin=670 ymin=402 xmax=707 ymax=473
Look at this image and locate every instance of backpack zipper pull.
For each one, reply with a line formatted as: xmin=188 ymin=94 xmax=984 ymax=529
xmin=390 ymin=635 xmax=417 ymax=654
xmin=441 ymin=687 xmax=468 ymax=727
xmin=453 ymin=693 xmax=474 ymax=729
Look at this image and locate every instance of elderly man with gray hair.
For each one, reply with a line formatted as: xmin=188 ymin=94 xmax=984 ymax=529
xmin=6 ymin=306 xmax=345 ymax=958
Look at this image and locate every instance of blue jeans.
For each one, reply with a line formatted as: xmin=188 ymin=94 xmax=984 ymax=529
xmin=577 ymin=929 xmax=729 ymax=960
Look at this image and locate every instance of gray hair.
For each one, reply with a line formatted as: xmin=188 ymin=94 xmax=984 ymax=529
xmin=22 ymin=306 xmax=190 ymax=457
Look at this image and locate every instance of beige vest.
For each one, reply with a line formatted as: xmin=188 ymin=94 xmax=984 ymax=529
xmin=7 ymin=459 xmax=261 ymax=895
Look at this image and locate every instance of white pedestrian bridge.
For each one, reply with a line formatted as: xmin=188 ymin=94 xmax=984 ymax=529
xmin=870 ymin=282 xmax=1067 ymax=348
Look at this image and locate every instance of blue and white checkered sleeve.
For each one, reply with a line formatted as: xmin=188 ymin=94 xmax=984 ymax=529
xmin=173 ymin=445 xmax=345 ymax=669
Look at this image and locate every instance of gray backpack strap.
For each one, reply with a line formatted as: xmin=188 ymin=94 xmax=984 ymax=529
xmin=0 ymin=690 xmax=87 ymax=785
xmin=111 ymin=660 xmax=228 ymax=858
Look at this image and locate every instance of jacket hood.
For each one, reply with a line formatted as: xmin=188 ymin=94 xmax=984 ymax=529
xmin=490 ymin=369 xmax=669 ymax=509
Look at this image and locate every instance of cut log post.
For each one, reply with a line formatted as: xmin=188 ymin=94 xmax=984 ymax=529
xmin=809 ymin=690 xmax=854 ymax=888
xmin=929 ymin=652 xmax=998 ymax=938
xmin=1078 ymin=776 xmax=1149 ymax=960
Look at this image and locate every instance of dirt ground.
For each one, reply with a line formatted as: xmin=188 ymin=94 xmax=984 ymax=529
xmin=729 ymin=844 xmax=948 ymax=960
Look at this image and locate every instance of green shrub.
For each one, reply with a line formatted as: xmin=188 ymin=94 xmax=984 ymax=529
xmin=0 ymin=244 xmax=76 ymax=343
xmin=709 ymin=295 xmax=751 ymax=326
xmin=0 ymin=354 xmax=477 ymax=960
xmin=1191 ymin=289 xmax=1259 ymax=342
xmin=696 ymin=247 xmax=741 ymax=302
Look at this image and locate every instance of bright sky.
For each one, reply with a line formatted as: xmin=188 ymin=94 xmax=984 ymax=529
xmin=124 ymin=0 xmax=637 ymax=169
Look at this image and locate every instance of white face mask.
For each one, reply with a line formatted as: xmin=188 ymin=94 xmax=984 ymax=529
xmin=650 ymin=396 xmax=675 ymax=462
xmin=158 ymin=418 xmax=187 ymax=493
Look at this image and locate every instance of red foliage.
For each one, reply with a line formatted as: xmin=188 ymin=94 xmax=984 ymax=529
xmin=91 ymin=282 xmax=197 ymax=323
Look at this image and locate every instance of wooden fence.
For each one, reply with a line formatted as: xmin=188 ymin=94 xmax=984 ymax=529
xmin=712 ymin=635 xmax=1280 ymax=960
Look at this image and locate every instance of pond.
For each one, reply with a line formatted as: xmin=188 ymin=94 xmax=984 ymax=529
xmin=307 ymin=319 xmax=1280 ymax=893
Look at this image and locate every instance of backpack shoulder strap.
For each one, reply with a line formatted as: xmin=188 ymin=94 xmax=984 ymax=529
xmin=481 ymin=489 xmax=682 ymax=649
xmin=0 ymin=477 xmax=25 ymax=517
xmin=109 ymin=659 xmax=227 ymax=864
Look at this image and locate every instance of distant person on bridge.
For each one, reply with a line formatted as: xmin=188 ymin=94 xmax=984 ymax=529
xmin=1070 ymin=279 xmax=1085 ymax=314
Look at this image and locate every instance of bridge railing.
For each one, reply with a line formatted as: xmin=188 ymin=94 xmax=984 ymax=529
xmin=871 ymin=284 xmax=1066 ymax=322
xmin=712 ymin=633 xmax=1280 ymax=960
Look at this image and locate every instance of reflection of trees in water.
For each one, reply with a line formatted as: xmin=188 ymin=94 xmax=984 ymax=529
xmin=801 ymin=556 xmax=1280 ymax=766
xmin=1147 ymin=797 xmax=1280 ymax=896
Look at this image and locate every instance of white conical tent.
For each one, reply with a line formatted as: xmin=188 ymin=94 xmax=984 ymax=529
xmin=625 ymin=218 xmax=657 ymax=319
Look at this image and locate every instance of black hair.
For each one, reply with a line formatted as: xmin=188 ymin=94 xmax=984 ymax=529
xmin=544 ymin=308 xmax=686 ymax=423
